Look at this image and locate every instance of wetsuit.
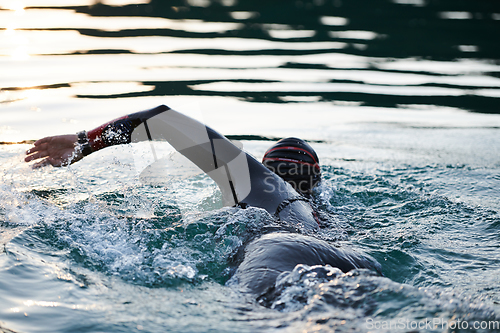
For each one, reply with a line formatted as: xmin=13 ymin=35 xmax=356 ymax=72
xmin=79 ymin=105 xmax=382 ymax=296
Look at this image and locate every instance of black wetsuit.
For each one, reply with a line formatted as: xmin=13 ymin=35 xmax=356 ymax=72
xmin=83 ymin=105 xmax=382 ymax=296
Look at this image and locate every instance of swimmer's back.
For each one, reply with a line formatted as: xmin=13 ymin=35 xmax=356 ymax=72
xmin=230 ymin=232 xmax=382 ymax=296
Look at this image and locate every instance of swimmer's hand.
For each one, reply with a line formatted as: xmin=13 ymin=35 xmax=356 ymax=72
xmin=25 ymin=134 xmax=83 ymax=168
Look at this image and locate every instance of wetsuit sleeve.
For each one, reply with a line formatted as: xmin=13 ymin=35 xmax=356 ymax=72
xmin=82 ymin=105 xmax=299 ymax=218
xmin=85 ymin=105 xmax=168 ymax=152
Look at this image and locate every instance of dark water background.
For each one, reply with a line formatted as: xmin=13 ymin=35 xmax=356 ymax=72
xmin=1 ymin=0 xmax=500 ymax=332
xmin=66 ymin=0 xmax=500 ymax=113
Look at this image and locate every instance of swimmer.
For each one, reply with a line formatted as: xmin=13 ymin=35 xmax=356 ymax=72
xmin=25 ymin=105 xmax=381 ymax=296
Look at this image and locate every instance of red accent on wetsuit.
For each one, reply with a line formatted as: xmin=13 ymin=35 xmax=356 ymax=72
xmin=87 ymin=115 xmax=128 ymax=152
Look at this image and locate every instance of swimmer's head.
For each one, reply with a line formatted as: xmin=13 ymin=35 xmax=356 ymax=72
xmin=262 ymin=137 xmax=321 ymax=196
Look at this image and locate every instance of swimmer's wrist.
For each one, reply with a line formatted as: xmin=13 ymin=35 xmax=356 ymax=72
xmin=77 ymin=131 xmax=93 ymax=156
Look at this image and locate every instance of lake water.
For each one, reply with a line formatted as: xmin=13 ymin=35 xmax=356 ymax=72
xmin=1 ymin=0 xmax=500 ymax=332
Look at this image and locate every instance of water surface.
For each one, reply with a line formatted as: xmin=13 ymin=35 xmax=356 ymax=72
xmin=1 ymin=0 xmax=500 ymax=332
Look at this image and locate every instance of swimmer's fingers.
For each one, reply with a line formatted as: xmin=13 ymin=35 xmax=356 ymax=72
xmin=26 ymin=141 xmax=42 ymax=155
xmin=25 ymin=137 xmax=54 ymax=157
xmin=25 ymin=137 xmax=52 ymax=155
xmin=25 ymin=149 xmax=50 ymax=162
xmin=31 ymin=157 xmax=51 ymax=169
xmin=30 ymin=155 xmax=77 ymax=169
xmin=32 ymin=136 xmax=52 ymax=147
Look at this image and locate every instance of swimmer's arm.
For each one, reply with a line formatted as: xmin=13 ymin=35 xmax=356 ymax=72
xmin=24 ymin=105 xmax=244 ymax=175
xmin=25 ymin=105 xmax=290 ymax=213
xmin=25 ymin=105 xmax=167 ymax=168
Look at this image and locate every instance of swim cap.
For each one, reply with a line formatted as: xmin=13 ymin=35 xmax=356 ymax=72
xmin=262 ymin=137 xmax=321 ymax=195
